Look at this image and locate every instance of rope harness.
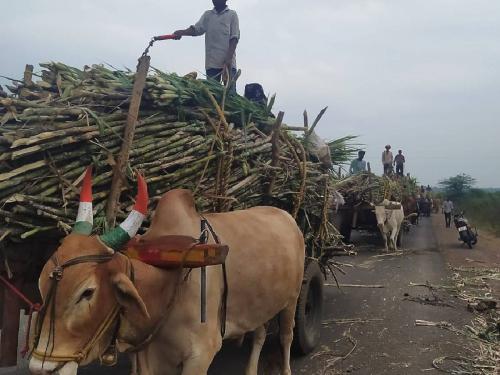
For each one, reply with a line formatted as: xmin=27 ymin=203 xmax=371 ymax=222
xmin=26 ymin=217 xmax=227 ymax=367
xmin=30 ymin=253 xmax=127 ymax=365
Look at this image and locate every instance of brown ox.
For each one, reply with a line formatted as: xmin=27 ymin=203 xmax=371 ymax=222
xmin=29 ymin=172 xmax=305 ymax=375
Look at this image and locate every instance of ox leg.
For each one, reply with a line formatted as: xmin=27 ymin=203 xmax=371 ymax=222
xmin=379 ymin=227 xmax=389 ymax=252
xmin=181 ymin=352 xmax=216 ymax=375
xmin=245 ymin=325 xmax=266 ymax=375
xmin=279 ymin=304 xmax=296 ymax=375
xmin=394 ymin=225 xmax=402 ymax=251
xmin=181 ymin=337 xmax=221 ymax=375
xmin=391 ymin=226 xmax=400 ymax=252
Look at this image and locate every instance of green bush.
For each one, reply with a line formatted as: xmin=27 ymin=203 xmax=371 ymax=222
xmin=457 ymin=189 xmax=500 ymax=237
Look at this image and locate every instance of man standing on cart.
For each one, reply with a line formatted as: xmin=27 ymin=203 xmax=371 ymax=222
xmin=382 ymin=145 xmax=394 ymax=175
xmin=173 ymin=0 xmax=240 ymax=92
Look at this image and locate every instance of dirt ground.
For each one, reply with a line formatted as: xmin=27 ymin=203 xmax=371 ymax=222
xmin=434 ymin=213 xmax=500 ymax=297
xmin=210 ymin=215 xmax=500 ymax=375
xmin=2 ymin=214 xmax=498 ymax=375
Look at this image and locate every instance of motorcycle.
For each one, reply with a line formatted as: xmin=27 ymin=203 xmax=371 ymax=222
xmin=453 ymin=212 xmax=478 ymax=249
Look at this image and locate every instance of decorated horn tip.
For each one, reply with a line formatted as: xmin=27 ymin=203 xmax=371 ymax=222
xmin=134 ymin=173 xmax=149 ymax=215
xmin=73 ymin=166 xmax=94 ymax=235
xmin=99 ymin=172 xmax=148 ymax=250
xmin=80 ymin=166 xmax=93 ymax=203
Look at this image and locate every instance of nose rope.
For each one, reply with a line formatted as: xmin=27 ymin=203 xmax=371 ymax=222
xmin=31 ymin=253 xmax=116 ymax=365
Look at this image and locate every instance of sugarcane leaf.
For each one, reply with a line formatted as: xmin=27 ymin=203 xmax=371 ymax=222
xmin=0 ymin=111 xmax=12 ymax=126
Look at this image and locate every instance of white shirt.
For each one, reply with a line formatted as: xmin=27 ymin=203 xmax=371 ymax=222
xmin=192 ymin=7 xmax=240 ymax=70
xmin=382 ymin=151 xmax=393 ymax=164
xmin=443 ymin=200 xmax=454 ymax=213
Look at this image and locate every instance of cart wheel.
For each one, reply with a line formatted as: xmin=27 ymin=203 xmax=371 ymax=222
xmin=292 ymin=261 xmax=324 ymax=356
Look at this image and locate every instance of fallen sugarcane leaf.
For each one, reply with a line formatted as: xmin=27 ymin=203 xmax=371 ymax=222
xmin=314 ymin=330 xmax=358 ymax=372
xmin=372 ymin=251 xmax=405 ymax=258
xmin=323 ymin=318 xmax=383 ymax=325
xmin=409 ymin=281 xmax=456 ymax=290
xmin=404 ymin=293 xmax=455 ymax=308
xmin=325 ymin=283 xmax=385 ymax=288
xmin=432 ymin=355 xmax=496 ymax=374
xmin=415 ymin=320 xmax=452 ymax=328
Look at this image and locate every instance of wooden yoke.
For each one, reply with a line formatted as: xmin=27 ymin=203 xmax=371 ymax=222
xmin=106 ymin=55 xmax=150 ymax=228
xmin=125 ymin=236 xmax=229 ymax=269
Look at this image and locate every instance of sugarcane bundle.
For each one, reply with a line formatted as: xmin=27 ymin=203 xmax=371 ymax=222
xmin=333 ymin=172 xmax=417 ymax=205
xmin=0 ymin=62 xmax=354 ymax=261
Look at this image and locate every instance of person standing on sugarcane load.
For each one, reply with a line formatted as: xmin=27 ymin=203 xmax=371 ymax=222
xmin=349 ymin=150 xmax=367 ymax=175
xmin=394 ymin=149 xmax=406 ymax=177
xmin=173 ymin=0 xmax=240 ymax=92
xmin=382 ymin=145 xmax=394 ymax=175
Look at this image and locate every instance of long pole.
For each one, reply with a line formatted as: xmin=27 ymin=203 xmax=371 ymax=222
xmin=106 ymin=55 xmax=150 ymax=228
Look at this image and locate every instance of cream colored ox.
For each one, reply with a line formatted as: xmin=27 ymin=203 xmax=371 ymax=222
xmin=29 ymin=170 xmax=305 ymax=375
xmin=372 ymin=199 xmax=405 ymax=252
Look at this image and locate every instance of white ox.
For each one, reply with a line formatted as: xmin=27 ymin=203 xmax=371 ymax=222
xmin=373 ymin=199 xmax=405 ymax=252
xmin=29 ymin=172 xmax=305 ymax=375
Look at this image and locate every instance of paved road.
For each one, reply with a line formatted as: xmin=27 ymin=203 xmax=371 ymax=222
xmin=2 ymin=217 xmax=472 ymax=374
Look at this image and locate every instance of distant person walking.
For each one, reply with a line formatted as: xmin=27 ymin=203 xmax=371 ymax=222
xmin=173 ymin=0 xmax=240 ymax=91
xmin=382 ymin=145 xmax=394 ymax=175
xmin=350 ymin=150 xmax=367 ymax=175
xmin=442 ymin=198 xmax=454 ymax=228
xmin=394 ymin=150 xmax=405 ymax=177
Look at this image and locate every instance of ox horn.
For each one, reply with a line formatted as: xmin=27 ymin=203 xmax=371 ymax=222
xmin=100 ymin=173 xmax=149 ymax=251
xmin=73 ymin=166 xmax=94 ymax=235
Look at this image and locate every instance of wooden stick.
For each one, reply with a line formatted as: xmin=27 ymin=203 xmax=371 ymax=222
xmin=266 ymin=111 xmax=284 ymax=196
xmin=106 ymin=55 xmax=150 ymax=228
xmin=306 ymin=106 xmax=328 ymax=138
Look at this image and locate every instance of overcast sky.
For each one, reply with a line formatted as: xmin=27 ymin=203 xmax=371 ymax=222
xmin=2 ymin=0 xmax=499 ymax=187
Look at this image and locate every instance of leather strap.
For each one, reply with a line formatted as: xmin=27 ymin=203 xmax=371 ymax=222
xmin=200 ymin=216 xmax=228 ymax=338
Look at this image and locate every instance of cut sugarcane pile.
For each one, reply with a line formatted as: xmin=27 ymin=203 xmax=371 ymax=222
xmin=0 ymin=62 xmax=355 ymax=260
xmin=334 ymin=172 xmax=418 ymax=205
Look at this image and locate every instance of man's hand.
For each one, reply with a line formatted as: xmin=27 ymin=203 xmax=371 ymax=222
xmin=173 ymin=30 xmax=184 ymax=39
xmin=223 ymin=59 xmax=232 ymax=71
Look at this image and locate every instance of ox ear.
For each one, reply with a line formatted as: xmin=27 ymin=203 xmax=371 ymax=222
xmin=112 ymin=273 xmax=150 ymax=320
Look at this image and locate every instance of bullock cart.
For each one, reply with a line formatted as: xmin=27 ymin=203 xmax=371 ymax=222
xmin=333 ymin=172 xmax=418 ymax=248
xmin=0 ymin=62 xmax=355 ymax=366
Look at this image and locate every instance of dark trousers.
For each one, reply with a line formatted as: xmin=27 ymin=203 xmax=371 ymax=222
xmin=444 ymin=212 xmax=452 ymax=228
xmin=206 ymin=68 xmax=238 ymax=93
xmin=383 ymin=163 xmax=393 ymax=175
xmin=396 ymin=164 xmax=404 ymax=176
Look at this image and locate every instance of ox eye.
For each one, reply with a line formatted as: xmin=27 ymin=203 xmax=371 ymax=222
xmin=76 ymin=288 xmax=95 ymax=304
